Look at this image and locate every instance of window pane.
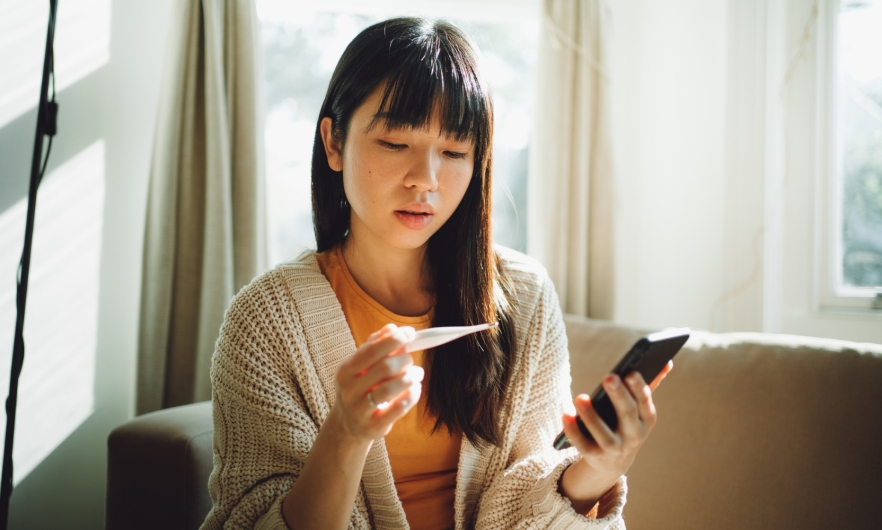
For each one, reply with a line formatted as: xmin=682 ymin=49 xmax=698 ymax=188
xmin=261 ymin=11 xmax=375 ymax=264
xmin=456 ymin=19 xmax=537 ymax=253
xmin=838 ymin=1 xmax=882 ymax=289
xmin=259 ymin=7 xmax=536 ymax=265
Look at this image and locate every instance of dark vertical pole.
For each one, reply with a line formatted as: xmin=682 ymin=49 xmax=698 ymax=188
xmin=0 ymin=1 xmax=59 ymax=527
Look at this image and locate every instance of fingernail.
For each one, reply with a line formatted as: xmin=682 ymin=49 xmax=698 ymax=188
xmin=626 ymin=374 xmax=639 ymax=387
xmin=607 ymin=375 xmax=620 ymax=389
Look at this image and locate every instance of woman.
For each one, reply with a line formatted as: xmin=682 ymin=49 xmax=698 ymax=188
xmin=201 ymin=17 xmax=669 ymax=530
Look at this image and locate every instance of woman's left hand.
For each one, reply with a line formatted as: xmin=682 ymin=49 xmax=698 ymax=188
xmin=558 ymin=361 xmax=673 ymax=513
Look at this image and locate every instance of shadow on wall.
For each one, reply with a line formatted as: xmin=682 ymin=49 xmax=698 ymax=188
xmin=0 ymin=0 xmax=110 ymax=498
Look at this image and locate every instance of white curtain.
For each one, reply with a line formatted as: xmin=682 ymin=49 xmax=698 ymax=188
xmin=137 ymin=0 xmax=266 ymax=414
xmin=527 ymin=0 xmax=615 ymax=319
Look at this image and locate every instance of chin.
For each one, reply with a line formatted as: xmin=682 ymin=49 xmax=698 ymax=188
xmin=389 ymin=235 xmax=432 ymax=251
xmin=383 ymin=228 xmax=434 ymax=251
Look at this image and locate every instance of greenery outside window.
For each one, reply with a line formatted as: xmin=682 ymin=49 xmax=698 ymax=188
xmin=834 ymin=1 xmax=882 ymax=298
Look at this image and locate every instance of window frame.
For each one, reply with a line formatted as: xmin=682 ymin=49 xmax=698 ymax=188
xmin=816 ymin=0 xmax=882 ymax=312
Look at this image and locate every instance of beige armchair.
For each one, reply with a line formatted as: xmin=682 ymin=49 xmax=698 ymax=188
xmin=106 ymin=316 xmax=882 ymax=529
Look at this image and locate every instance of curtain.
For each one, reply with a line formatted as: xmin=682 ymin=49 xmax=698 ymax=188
xmin=527 ymin=0 xmax=615 ymax=319
xmin=137 ymin=0 xmax=265 ymax=414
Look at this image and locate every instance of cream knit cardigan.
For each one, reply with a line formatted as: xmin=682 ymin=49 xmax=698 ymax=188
xmin=200 ymin=248 xmax=627 ymax=530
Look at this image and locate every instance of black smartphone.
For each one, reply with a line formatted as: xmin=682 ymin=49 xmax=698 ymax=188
xmin=553 ymin=328 xmax=690 ymax=450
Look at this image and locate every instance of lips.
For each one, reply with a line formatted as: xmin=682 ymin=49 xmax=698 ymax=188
xmin=397 ymin=202 xmax=435 ymax=215
xmin=394 ymin=204 xmax=434 ymax=230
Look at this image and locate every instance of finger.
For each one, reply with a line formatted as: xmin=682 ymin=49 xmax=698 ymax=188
xmin=603 ymin=374 xmax=641 ymax=440
xmin=367 ymin=323 xmax=396 ymax=343
xmin=624 ymin=372 xmax=657 ymax=429
xmin=649 ymin=360 xmax=674 ymax=391
xmin=337 ymin=331 xmax=408 ymax=393
xmin=374 ymin=380 xmax=422 ymax=430
xmin=351 ymin=367 xmax=421 ymax=420
xmin=353 ymin=349 xmax=415 ymax=396
xmin=342 ymin=326 xmax=415 ymax=377
xmin=573 ymin=394 xmax=619 ymax=450
xmin=561 ymin=411 xmax=600 ymax=456
xmin=365 ymin=365 xmax=424 ymax=405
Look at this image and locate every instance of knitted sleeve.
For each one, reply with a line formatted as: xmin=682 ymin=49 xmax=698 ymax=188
xmin=475 ymin=272 xmax=627 ymax=530
xmin=199 ymin=270 xmax=367 ymax=530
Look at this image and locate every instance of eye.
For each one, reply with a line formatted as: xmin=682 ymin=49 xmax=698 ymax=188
xmin=378 ymin=140 xmax=406 ymax=151
xmin=444 ymin=150 xmax=468 ymax=160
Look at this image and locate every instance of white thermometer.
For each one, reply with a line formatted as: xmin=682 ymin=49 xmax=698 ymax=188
xmin=405 ymin=322 xmax=499 ymax=353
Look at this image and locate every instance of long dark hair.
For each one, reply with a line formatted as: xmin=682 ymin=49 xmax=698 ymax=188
xmin=311 ymin=17 xmax=517 ymax=447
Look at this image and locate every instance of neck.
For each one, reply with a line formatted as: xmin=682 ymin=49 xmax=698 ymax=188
xmin=340 ymin=220 xmax=433 ymax=317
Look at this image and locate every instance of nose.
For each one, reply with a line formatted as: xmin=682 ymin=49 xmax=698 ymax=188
xmin=403 ymin=148 xmax=439 ymax=193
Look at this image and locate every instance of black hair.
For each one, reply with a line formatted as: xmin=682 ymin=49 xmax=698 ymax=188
xmin=311 ymin=17 xmax=517 ymax=447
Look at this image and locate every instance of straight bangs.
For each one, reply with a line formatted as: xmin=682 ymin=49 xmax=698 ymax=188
xmin=366 ymin=28 xmax=489 ymax=145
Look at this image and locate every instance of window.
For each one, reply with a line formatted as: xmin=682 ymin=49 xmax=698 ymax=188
xmin=834 ymin=0 xmax=882 ymax=297
xmin=257 ymin=0 xmax=538 ymax=265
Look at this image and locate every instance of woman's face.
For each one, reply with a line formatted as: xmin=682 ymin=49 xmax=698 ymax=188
xmin=320 ymin=86 xmax=476 ymax=252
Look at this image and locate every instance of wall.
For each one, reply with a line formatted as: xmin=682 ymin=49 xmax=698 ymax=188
xmin=609 ymin=0 xmax=728 ymax=332
xmin=0 ymin=1 xmax=174 ymax=528
xmin=607 ymin=0 xmax=882 ymax=343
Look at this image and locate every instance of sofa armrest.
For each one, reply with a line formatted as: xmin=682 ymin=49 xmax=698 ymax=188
xmin=106 ymin=401 xmax=213 ymax=530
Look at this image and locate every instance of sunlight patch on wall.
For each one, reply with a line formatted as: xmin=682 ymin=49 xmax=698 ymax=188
xmin=0 ymin=0 xmax=111 ymax=129
xmin=0 ymin=140 xmax=105 ymax=485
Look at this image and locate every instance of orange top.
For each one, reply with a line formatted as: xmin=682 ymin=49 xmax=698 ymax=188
xmin=317 ymin=246 xmax=461 ymax=530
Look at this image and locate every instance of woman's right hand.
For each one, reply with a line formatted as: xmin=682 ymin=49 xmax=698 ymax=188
xmin=282 ymin=324 xmax=423 ymax=528
xmin=328 ymin=324 xmax=424 ymax=445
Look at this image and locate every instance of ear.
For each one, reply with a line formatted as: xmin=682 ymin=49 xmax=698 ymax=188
xmin=319 ymin=117 xmax=343 ymax=172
